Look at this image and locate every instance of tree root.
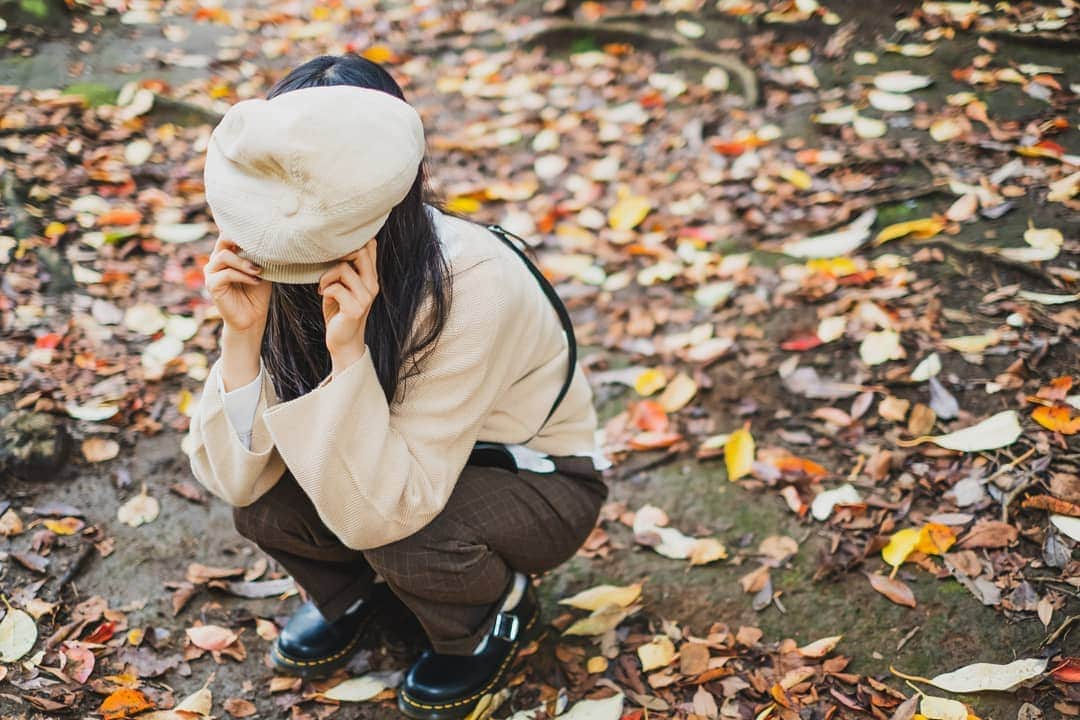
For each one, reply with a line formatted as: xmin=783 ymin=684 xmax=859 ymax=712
xmin=518 ymin=18 xmax=759 ymax=106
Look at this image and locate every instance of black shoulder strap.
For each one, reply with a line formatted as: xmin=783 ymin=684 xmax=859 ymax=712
xmin=486 ymin=224 xmax=577 ymax=438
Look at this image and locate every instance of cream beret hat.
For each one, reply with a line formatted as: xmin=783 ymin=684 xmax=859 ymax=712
xmin=204 ymin=85 xmax=425 ymax=284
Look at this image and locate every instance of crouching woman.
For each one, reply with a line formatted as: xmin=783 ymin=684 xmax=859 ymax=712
xmin=184 ymin=55 xmax=606 ymax=719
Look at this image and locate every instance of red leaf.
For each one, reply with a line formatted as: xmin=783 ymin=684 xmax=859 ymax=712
xmin=1051 ymin=658 xmax=1080 ymax=683
xmin=780 ymin=333 xmax=823 ymax=352
xmin=83 ymin=621 xmax=116 ymax=644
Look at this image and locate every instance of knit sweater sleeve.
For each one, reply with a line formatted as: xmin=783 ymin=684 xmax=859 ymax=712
xmin=185 ymin=358 xmax=287 ymax=506
xmin=261 ymin=259 xmax=516 ymax=550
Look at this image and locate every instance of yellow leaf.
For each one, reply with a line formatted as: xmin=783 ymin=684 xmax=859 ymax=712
xmin=176 ymin=389 xmax=195 ymax=417
xmin=637 ymin=635 xmax=676 ymax=672
xmin=875 ymin=217 xmax=945 ymax=245
xmin=882 ymin=527 xmax=922 ymax=569
xmin=559 ymin=583 xmax=643 ymax=611
xmin=806 ymin=257 xmax=858 ymax=277
xmin=360 ymin=45 xmax=397 ymax=64
xmin=43 ymin=517 xmax=84 ymax=535
xmin=563 ymin=605 xmax=629 ymax=637
xmin=689 ymin=537 xmax=729 ymax=565
xmin=608 ymin=194 xmax=652 ymax=230
xmin=445 ymin=196 xmax=481 ymax=214
xmin=725 ymin=425 xmax=755 ymax=481
xmin=586 ymin=656 xmax=608 ymax=673
xmin=634 ymin=368 xmax=667 ymax=396
xmin=778 ymin=167 xmax=813 ymax=190
xmin=942 ymin=331 xmax=999 ymax=353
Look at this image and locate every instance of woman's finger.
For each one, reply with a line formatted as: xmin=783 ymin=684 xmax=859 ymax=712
xmin=322 ymin=283 xmax=364 ymax=318
xmin=207 ymin=248 xmax=261 ymax=275
xmin=207 ymin=268 xmax=261 ymax=290
xmin=351 ymin=241 xmax=379 ymax=296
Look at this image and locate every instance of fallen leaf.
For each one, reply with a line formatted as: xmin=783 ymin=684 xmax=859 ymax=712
xmin=867 ymin=573 xmax=917 ymax=607
xmin=559 ymin=693 xmax=624 ymax=720
xmin=781 ymin=209 xmax=876 ymax=258
xmin=185 ymin=624 xmax=238 ymax=651
xmin=559 ymin=583 xmax=643 ymax=611
xmin=860 ymin=329 xmax=904 ymax=366
xmin=929 ymin=657 xmax=1047 ymax=692
xmin=874 ymin=71 xmax=934 ymax=92
xmin=638 ymin=635 xmax=676 ymax=671
xmin=100 ymin=688 xmax=153 ymax=720
xmin=563 ymin=605 xmax=630 ymax=637
xmin=899 ymin=410 xmax=1021 ymax=451
xmin=875 ymin=217 xmax=945 ymax=245
xmin=657 ymin=373 xmax=697 ymax=412
xmin=811 ymin=484 xmax=861 ymax=521
xmin=725 ymin=425 xmax=755 ymax=481
xmin=1032 ymin=406 xmax=1080 ymax=435
xmin=797 ymin=635 xmax=842 ymax=658
xmin=82 ymin=437 xmax=120 ymax=463
xmin=0 ymin=605 xmax=37 ymax=662
xmin=634 ymin=368 xmax=667 ymax=396
xmin=608 ymin=194 xmax=651 ymax=230
xmin=223 ymin=698 xmax=257 ymax=718
xmin=322 ymin=675 xmax=388 ymax=702
xmin=117 ymin=486 xmax=160 ymax=527
xmin=919 ymin=695 xmax=968 ymax=720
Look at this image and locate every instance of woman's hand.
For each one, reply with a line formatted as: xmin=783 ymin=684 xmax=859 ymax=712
xmin=320 ymin=240 xmax=379 ymax=376
xmin=204 ymin=235 xmax=270 ymax=390
xmin=205 ymin=235 xmax=270 ymax=333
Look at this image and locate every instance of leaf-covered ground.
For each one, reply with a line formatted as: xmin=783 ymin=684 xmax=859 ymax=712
xmin=1 ymin=1 xmax=1078 ymax=719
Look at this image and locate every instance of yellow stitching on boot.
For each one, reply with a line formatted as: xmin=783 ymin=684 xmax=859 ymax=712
xmin=271 ymin=616 xmax=367 ymax=668
xmin=400 ymin=607 xmax=541 ymax=712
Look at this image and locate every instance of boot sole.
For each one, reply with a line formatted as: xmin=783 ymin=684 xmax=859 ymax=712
xmin=270 ymin=615 xmax=371 ymax=679
xmin=396 ymin=609 xmax=540 ymax=720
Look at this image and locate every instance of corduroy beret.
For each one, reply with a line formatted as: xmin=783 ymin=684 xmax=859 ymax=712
xmin=204 ymin=85 xmax=425 ymax=284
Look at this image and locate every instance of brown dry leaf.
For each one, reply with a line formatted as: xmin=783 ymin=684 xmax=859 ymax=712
xmin=739 ymin=565 xmax=771 ymax=594
xmin=867 ymin=573 xmax=917 ymax=607
xmin=82 ymin=437 xmax=120 ymax=463
xmin=680 ymin=642 xmax=710 ymax=675
xmin=959 ymin=521 xmax=1019 ymax=549
xmin=223 ymin=698 xmax=257 ymax=718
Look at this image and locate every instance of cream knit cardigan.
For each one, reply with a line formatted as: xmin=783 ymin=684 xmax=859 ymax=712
xmin=185 ymin=212 xmax=599 ymax=550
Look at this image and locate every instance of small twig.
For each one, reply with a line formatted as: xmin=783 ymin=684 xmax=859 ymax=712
xmin=1042 ymin=614 xmax=1077 ymax=647
xmin=48 ymin=542 xmax=95 ymax=601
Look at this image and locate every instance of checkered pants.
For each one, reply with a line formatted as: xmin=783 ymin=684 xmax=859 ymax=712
xmin=232 ymin=455 xmax=606 ymax=654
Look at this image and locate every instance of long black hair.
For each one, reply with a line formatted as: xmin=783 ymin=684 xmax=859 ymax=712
xmin=261 ymin=55 xmax=451 ymax=403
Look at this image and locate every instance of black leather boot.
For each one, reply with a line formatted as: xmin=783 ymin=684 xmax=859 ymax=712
xmin=270 ymin=600 xmax=373 ymax=677
xmin=398 ymin=582 xmax=540 ymax=720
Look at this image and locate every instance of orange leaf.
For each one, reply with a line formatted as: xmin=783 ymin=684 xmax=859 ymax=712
xmin=1032 ymin=406 xmax=1080 ymax=435
xmin=915 ymin=523 xmax=957 ymax=555
xmin=630 ymin=400 xmax=669 ymax=432
xmin=628 ymin=431 xmax=682 ymax=450
xmin=97 ymin=209 xmax=143 ymax=227
xmin=772 ymin=455 xmax=828 ymax=478
xmin=100 ymin=688 xmax=153 ymax=720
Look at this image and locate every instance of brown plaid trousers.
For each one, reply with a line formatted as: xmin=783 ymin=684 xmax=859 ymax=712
xmin=232 ymin=455 xmax=606 ymax=654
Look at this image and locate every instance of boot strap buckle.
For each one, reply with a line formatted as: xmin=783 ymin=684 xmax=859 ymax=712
xmin=491 ymin=612 xmax=520 ymax=642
